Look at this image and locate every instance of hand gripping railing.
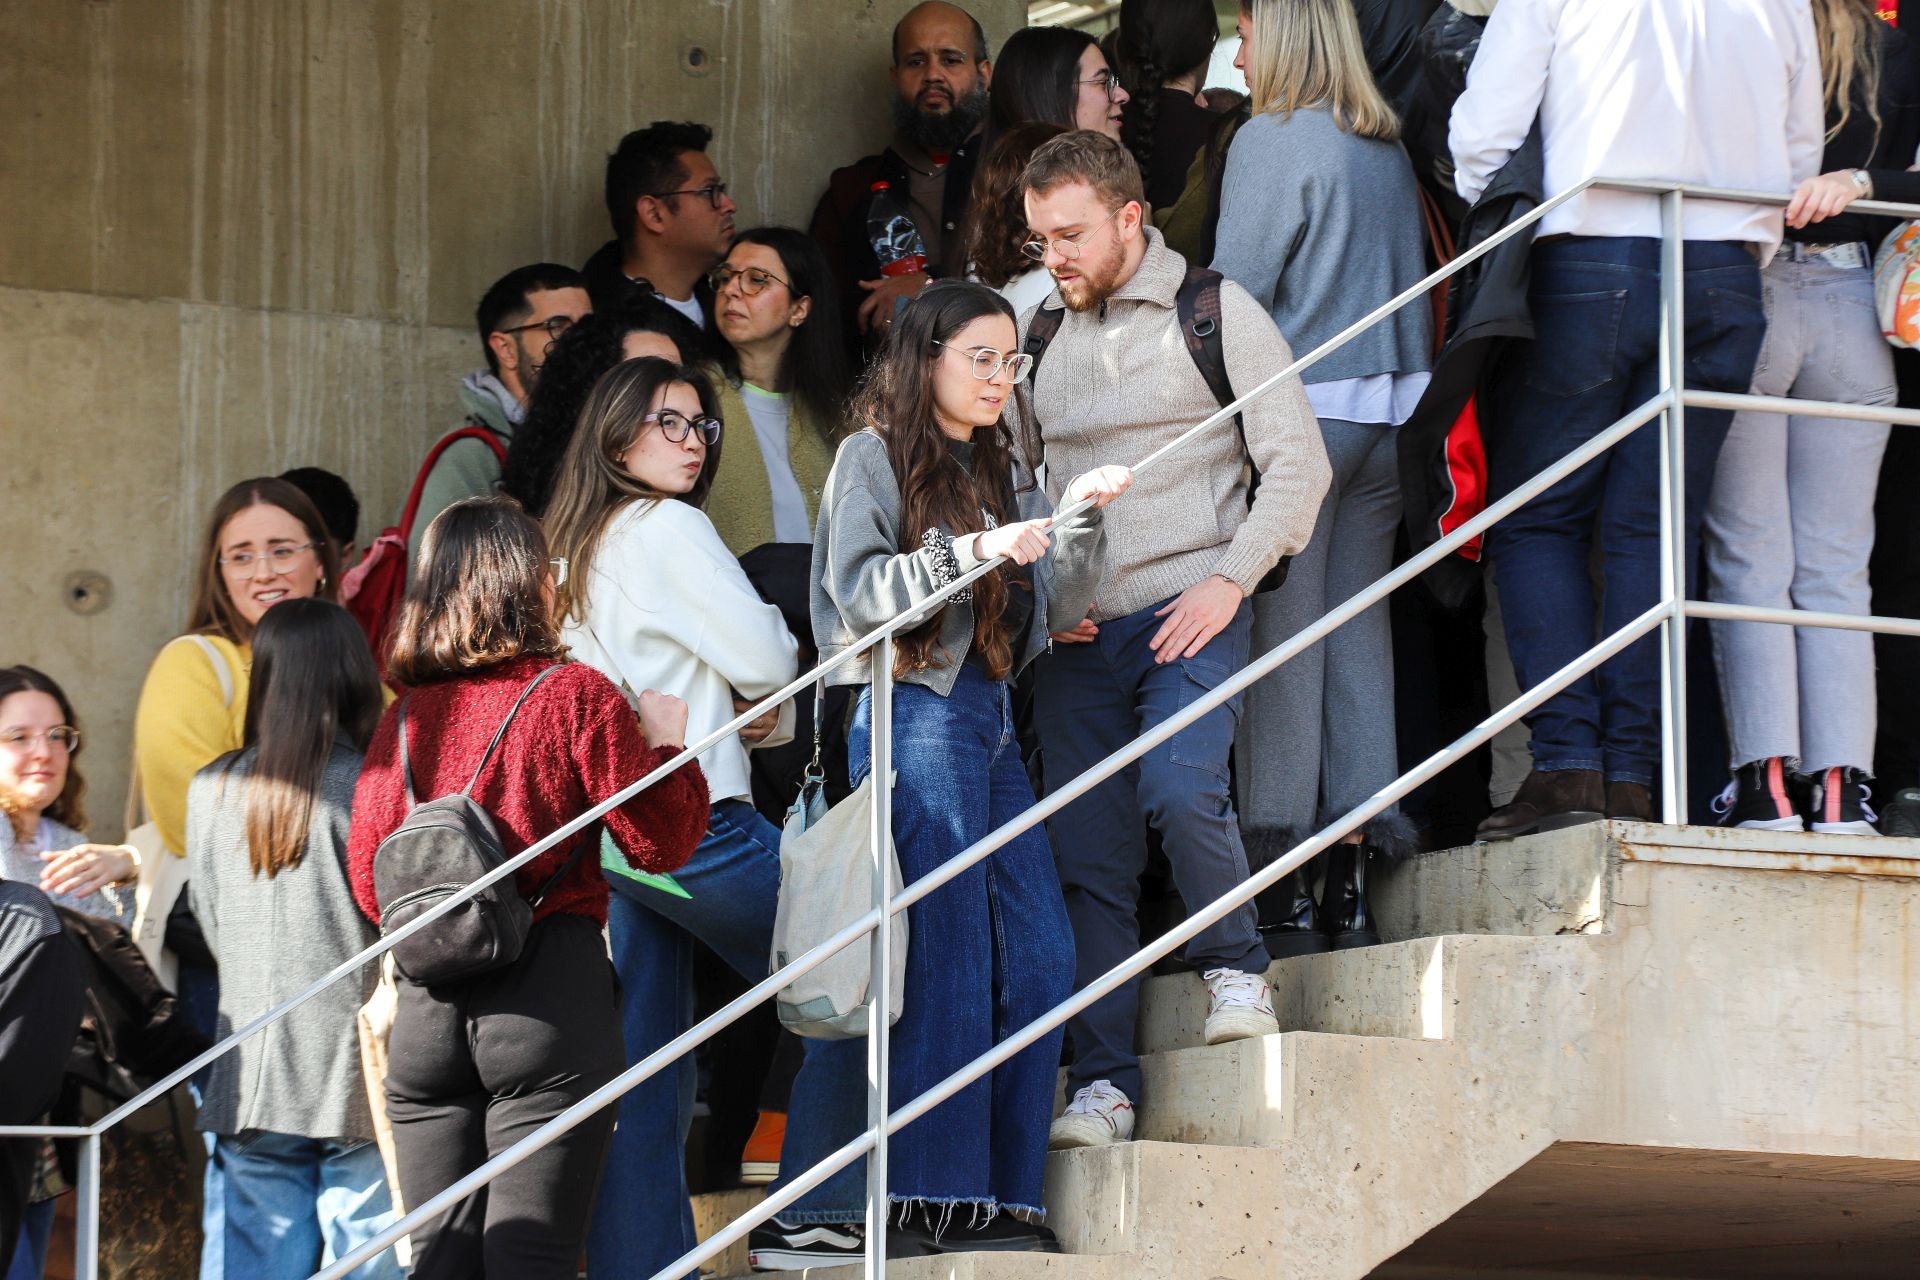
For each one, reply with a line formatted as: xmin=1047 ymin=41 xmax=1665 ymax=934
xmin=17 ymin=176 xmax=1920 ymax=1280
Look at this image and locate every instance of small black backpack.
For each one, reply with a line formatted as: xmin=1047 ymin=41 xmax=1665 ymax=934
xmin=373 ymin=665 xmax=583 ymax=986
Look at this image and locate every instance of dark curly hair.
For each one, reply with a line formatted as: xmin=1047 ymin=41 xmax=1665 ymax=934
xmin=501 ymin=300 xmax=705 ymax=518
xmin=1114 ymin=0 xmax=1220 ymax=175
xmin=962 ymin=121 xmax=1069 ymax=289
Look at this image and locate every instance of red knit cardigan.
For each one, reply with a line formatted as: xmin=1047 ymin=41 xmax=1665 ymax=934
xmin=346 ymin=656 xmax=709 ymax=928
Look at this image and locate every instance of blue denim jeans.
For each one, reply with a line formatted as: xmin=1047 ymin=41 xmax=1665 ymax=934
xmin=201 ymin=1131 xmax=401 ymax=1280
xmin=587 ymin=798 xmax=867 ymax=1277
xmin=4 ymin=1200 xmax=53 ymax=1280
xmin=849 ymin=665 xmax=1075 ymax=1215
xmin=1033 ymin=597 xmax=1263 ymax=1104
xmin=1483 ymin=236 xmax=1765 ymax=785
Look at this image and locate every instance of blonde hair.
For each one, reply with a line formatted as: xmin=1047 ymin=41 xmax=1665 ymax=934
xmin=1813 ymin=0 xmax=1883 ymax=146
xmin=1239 ymin=0 xmax=1399 ymax=140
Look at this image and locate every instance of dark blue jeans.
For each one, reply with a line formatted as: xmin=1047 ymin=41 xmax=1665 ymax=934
xmin=1033 ymin=597 xmax=1264 ymax=1104
xmin=588 ymin=799 xmax=867 ymax=1274
xmin=850 ymin=665 xmax=1075 ymax=1216
xmin=1484 ymin=236 xmax=1765 ymax=785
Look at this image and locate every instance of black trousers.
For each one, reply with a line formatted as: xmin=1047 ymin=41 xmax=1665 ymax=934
xmin=386 ymin=913 xmax=625 ymax=1278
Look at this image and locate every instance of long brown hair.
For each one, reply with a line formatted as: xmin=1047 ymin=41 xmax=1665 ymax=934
xmin=853 ymin=281 xmax=1027 ymax=681
xmin=386 ymin=497 xmax=567 ymax=686
xmin=964 ymin=121 xmax=1069 ymax=289
xmin=0 ymin=666 xmax=87 ymax=837
xmin=1813 ymin=0 xmax=1884 ymax=145
xmin=233 ymin=599 xmax=382 ymax=877
xmin=187 ymin=478 xmax=342 ymax=646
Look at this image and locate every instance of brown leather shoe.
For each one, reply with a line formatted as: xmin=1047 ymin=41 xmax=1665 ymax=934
xmin=1606 ymin=781 xmax=1653 ymax=822
xmin=1475 ymin=768 xmax=1605 ymax=842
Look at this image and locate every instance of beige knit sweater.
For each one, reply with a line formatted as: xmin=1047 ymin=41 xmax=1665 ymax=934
xmin=1014 ymin=227 xmax=1331 ymax=621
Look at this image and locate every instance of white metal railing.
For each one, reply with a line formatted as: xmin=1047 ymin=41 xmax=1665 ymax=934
xmin=13 ymin=177 xmax=1920 ymax=1280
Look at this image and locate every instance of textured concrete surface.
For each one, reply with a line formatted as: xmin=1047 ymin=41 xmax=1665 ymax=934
xmin=1 ymin=0 xmax=1024 ymax=832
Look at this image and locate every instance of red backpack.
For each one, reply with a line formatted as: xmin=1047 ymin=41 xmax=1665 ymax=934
xmin=341 ymin=426 xmax=507 ymax=673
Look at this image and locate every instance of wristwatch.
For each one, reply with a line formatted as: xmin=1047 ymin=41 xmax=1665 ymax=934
xmin=1851 ymin=169 xmax=1875 ymax=198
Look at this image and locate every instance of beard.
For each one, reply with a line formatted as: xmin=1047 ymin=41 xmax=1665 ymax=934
xmin=892 ymin=83 xmax=989 ymax=154
xmin=1056 ymin=233 xmax=1128 ymax=314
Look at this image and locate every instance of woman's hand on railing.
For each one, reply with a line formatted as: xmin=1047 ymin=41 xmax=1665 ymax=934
xmin=637 ymin=690 xmax=691 ymax=750
xmin=970 ymin=518 xmax=1054 ymax=566
xmin=40 ymin=843 xmax=139 ymax=897
xmin=1786 ymin=170 xmax=1867 ymax=229
xmin=732 ymin=694 xmax=782 ymax=745
xmin=1064 ymin=465 xmax=1134 ymax=510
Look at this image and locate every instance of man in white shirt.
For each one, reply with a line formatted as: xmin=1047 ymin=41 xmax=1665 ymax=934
xmin=1449 ymin=0 xmax=1822 ymax=838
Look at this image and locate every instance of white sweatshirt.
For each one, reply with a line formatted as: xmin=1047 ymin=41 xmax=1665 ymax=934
xmin=562 ymin=499 xmax=798 ymax=804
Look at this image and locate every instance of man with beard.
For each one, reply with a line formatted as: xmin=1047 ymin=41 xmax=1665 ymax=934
xmin=1011 ymin=131 xmax=1329 ymax=1151
xmin=582 ymin=120 xmax=738 ymax=329
xmin=808 ymin=1 xmax=992 ymax=353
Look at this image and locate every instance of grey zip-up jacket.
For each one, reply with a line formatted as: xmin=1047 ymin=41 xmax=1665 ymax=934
xmin=810 ymin=429 xmax=1107 ymax=696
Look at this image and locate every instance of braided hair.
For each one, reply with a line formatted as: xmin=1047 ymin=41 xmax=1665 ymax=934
xmin=1114 ymin=0 xmax=1221 ymax=175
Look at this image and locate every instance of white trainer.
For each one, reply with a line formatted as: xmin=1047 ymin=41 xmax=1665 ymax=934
xmin=1203 ymin=968 xmax=1279 ymax=1044
xmin=1049 ymin=1079 xmax=1135 ymax=1150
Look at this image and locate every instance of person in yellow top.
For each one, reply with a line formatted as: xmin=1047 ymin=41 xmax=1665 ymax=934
xmin=702 ymin=227 xmax=850 ymax=557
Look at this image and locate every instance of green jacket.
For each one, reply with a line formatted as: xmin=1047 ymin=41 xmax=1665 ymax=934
xmin=704 ymin=378 xmax=840 ymax=555
xmin=405 ymin=373 xmax=519 ymax=570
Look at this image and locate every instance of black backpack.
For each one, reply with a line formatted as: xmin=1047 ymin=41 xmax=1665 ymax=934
xmin=373 ymin=665 xmax=584 ymax=986
xmin=1022 ymin=265 xmax=1290 ymax=594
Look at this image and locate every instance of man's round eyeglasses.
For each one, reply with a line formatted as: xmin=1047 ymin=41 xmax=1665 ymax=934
xmin=219 ymin=543 xmax=317 ymax=574
xmin=654 ymin=182 xmax=730 ymax=210
xmin=499 ymin=315 xmax=577 ymax=342
xmin=932 ymin=341 xmax=1033 ymax=384
xmin=0 ymin=726 xmax=80 ymax=753
xmin=1021 ymin=204 xmax=1125 ymax=263
xmin=709 ymin=266 xmax=793 ymax=298
xmin=1079 ymin=68 xmax=1124 ymax=101
xmin=644 ymin=410 xmax=723 ymax=445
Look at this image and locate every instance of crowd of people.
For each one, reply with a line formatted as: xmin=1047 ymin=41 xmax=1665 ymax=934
xmin=7 ymin=0 xmax=1920 ymax=1276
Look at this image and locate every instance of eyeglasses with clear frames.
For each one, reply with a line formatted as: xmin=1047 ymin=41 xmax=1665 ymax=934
xmin=549 ymin=557 xmax=569 ymax=588
xmin=218 ymin=543 xmax=317 ymax=575
xmin=1078 ymin=67 xmax=1124 ymax=101
xmin=708 ymin=265 xmax=793 ymax=298
xmin=0 ymin=726 xmax=81 ymax=754
xmin=1021 ymin=204 xmax=1126 ymax=263
xmin=643 ymin=410 xmax=723 ymax=445
xmin=932 ymin=341 xmax=1034 ymax=384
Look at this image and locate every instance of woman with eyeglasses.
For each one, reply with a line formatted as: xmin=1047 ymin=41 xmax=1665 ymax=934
xmin=704 ymin=227 xmax=851 ymax=558
xmin=541 ymin=358 xmax=861 ymax=1278
xmin=1211 ymin=0 xmax=1432 ymax=953
xmin=989 ymin=26 xmax=1132 ymax=142
xmin=808 ymin=280 xmax=1129 ymax=1254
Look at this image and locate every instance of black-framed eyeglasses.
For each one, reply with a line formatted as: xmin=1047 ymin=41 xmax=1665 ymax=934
xmin=218 ymin=542 xmax=318 ymax=574
xmin=1021 ymin=204 xmax=1126 ymax=263
xmin=709 ymin=265 xmax=794 ymax=298
xmin=498 ymin=314 xmax=577 ymax=342
xmin=644 ymin=410 xmax=723 ymax=444
xmin=1079 ymin=68 xmax=1123 ymax=100
xmin=653 ymin=182 xmax=730 ymax=210
xmin=932 ymin=341 xmax=1033 ymax=384
xmin=0 ymin=726 xmax=81 ymax=753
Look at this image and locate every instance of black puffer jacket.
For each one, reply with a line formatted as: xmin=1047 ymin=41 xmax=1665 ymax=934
xmin=1403 ymin=2 xmax=1491 ymax=226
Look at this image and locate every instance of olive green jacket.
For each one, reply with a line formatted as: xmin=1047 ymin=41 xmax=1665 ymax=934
xmin=705 ymin=378 xmax=841 ymax=555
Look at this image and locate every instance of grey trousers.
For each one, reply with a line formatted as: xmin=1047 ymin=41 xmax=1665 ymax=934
xmin=1236 ymin=417 xmax=1412 ymax=851
xmin=1704 ymin=255 xmax=1893 ymax=774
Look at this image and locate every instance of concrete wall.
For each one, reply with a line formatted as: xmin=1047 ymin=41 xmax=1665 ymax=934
xmin=0 ymin=0 xmax=1024 ymax=836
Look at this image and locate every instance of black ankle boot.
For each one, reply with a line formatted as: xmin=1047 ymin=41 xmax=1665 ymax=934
xmin=1255 ymin=860 xmax=1332 ymax=960
xmin=1319 ymin=843 xmax=1380 ymax=950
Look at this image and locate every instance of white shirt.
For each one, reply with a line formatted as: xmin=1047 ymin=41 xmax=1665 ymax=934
xmin=659 ymin=291 xmax=705 ymax=328
xmin=1449 ymin=0 xmax=1823 ymax=260
xmin=1306 ymin=372 xmax=1433 ymax=428
xmin=999 ymin=268 xmax=1057 ymax=322
xmin=738 ymin=384 xmax=815 ymax=544
xmin=561 ymin=499 xmax=798 ymax=804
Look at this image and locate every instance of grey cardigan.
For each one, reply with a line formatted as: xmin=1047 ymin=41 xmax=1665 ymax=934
xmin=810 ymin=429 xmax=1107 ymax=696
xmin=1212 ymin=106 xmax=1432 ymax=383
xmin=186 ymin=742 xmax=378 ymax=1141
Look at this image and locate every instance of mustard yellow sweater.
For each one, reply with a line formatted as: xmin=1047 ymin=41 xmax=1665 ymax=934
xmin=132 ymin=635 xmax=250 ymax=856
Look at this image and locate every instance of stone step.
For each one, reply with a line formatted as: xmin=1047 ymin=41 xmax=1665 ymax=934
xmin=725 ymin=1250 xmax=1117 ymax=1280
xmin=1372 ymin=823 xmax=1616 ymax=942
xmin=693 ymin=1187 xmax=765 ymax=1276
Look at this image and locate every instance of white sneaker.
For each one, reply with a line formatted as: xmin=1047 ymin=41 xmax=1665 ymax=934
xmin=1049 ymin=1080 xmax=1135 ymax=1150
xmin=1202 ymin=968 xmax=1279 ymax=1044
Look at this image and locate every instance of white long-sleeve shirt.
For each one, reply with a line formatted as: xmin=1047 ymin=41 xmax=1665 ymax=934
xmin=1449 ymin=0 xmax=1824 ymax=260
xmin=562 ymin=498 xmax=798 ymax=804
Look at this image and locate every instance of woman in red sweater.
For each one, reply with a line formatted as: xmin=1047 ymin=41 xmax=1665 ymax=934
xmin=346 ymin=497 xmax=708 ymax=1279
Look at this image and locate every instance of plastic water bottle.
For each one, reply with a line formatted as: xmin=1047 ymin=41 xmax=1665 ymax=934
xmin=867 ymin=181 xmax=929 ymax=278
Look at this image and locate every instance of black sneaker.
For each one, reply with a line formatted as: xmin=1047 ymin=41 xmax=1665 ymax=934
xmin=1710 ymin=758 xmax=1804 ymax=832
xmin=1808 ymin=767 xmax=1878 ymax=836
xmin=890 ymin=1204 xmax=1064 ymax=1254
xmin=1880 ymin=788 xmax=1920 ymax=838
xmin=748 ymin=1218 xmax=934 ymax=1271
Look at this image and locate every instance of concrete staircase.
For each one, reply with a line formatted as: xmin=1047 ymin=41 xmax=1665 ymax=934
xmin=705 ymin=821 xmax=1920 ymax=1279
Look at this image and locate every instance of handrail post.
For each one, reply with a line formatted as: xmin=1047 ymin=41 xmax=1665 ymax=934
xmin=75 ymin=1132 xmax=100 ymax=1280
xmin=865 ymin=635 xmax=894 ymax=1278
xmin=1657 ymin=187 xmax=1690 ymax=822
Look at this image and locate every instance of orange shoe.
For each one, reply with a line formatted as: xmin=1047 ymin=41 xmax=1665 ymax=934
xmin=740 ymin=1110 xmax=786 ymax=1185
